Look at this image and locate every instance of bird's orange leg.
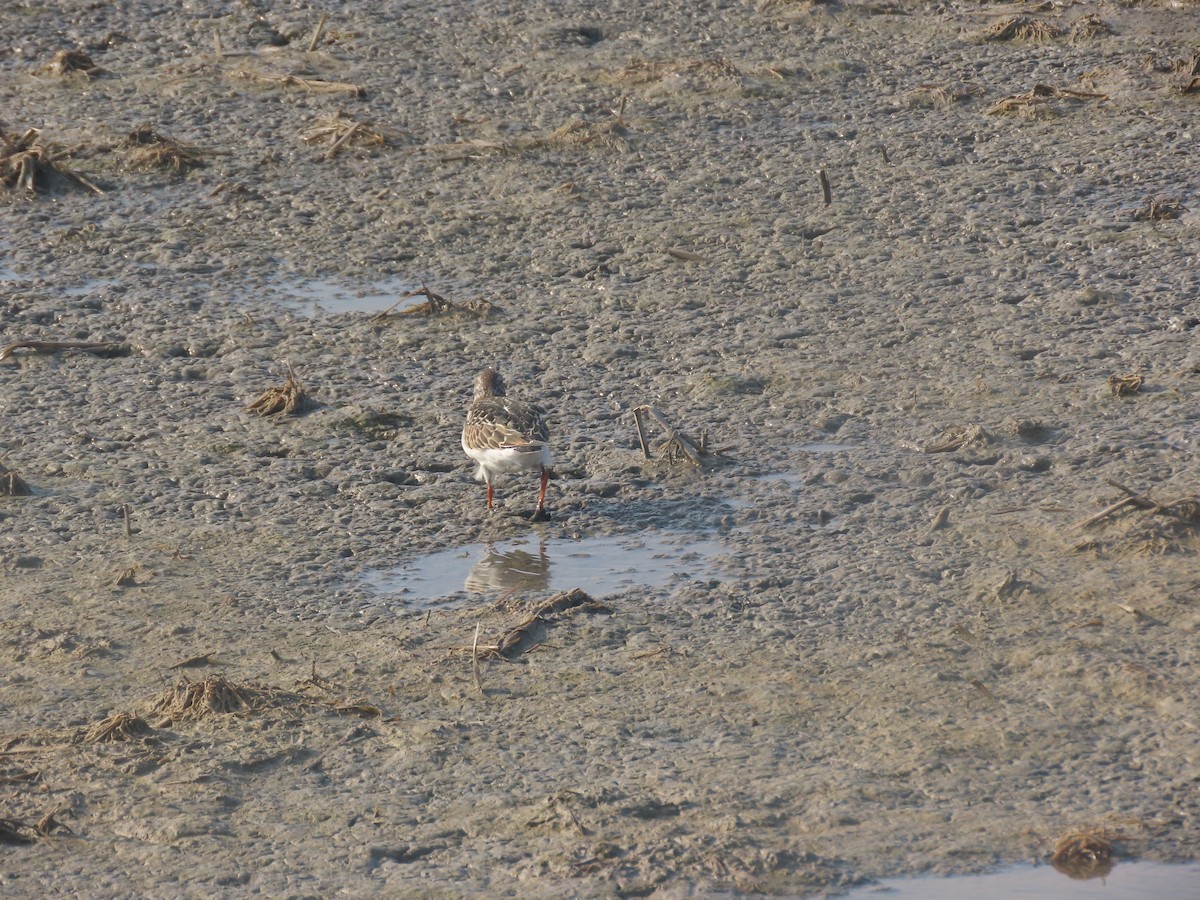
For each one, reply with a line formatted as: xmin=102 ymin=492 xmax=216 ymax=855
xmin=486 ymin=481 xmax=494 ymax=510
xmin=536 ymin=467 xmax=548 ymax=511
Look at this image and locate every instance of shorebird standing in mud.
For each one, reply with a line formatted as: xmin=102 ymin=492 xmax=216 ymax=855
xmin=461 ymin=368 xmax=551 ymax=521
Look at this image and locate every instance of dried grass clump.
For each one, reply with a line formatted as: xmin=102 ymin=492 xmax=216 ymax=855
xmin=538 ymin=116 xmax=630 ymax=152
xmin=373 ymin=286 xmax=492 ymax=321
xmin=1071 ymin=14 xmax=1113 ymax=42
xmin=1107 ymin=372 xmax=1143 ymax=397
xmin=907 ymin=81 xmax=985 ymax=108
xmin=150 ymin=675 xmax=291 ymax=722
xmin=229 ymin=68 xmax=364 ymax=96
xmin=603 ymin=56 xmax=744 ymax=89
xmin=246 ymin=365 xmax=310 ymax=418
xmin=125 ymin=124 xmax=207 ymax=172
xmin=302 ymin=111 xmax=399 ymax=158
xmin=1051 ymin=828 xmax=1122 ymax=879
xmin=76 ymin=711 xmax=153 ymax=744
xmin=0 ymin=127 xmax=103 ymax=195
xmin=632 ymin=405 xmax=734 ymax=469
xmin=988 ymin=83 xmax=1108 ymax=117
xmin=37 ymin=49 xmax=106 ymax=78
xmin=1132 ymin=198 xmax=1187 ymax=222
xmin=981 ymin=16 xmax=1065 ymax=42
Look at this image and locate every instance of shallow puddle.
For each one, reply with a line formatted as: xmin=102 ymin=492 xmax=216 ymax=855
xmin=847 ymin=860 xmax=1200 ymax=899
xmin=276 ymin=276 xmax=419 ymax=316
xmin=362 ymin=532 xmax=722 ymax=607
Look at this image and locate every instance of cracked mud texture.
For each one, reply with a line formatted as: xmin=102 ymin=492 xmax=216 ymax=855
xmin=2 ymin=0 xmax=1200 ymax=896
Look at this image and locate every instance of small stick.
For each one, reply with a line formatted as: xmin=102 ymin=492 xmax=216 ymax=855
xmin=323 ymin=121 xmax=361 ymax=159
xmin=121 ymin=503 xmax=132 ymax=538
xmin=633 ymin=407 xmax=652 ymax=459
xmin=308 ymin=12 xmax=329 ymax=52
xmin=372 ymin=287 xmax=425 ymax=320
xmin=471 ymin=622 xmax=484 ymax=695
xmin=880 ymin=145 xmax=890 ymax=164
xmin=213 ymin=28 xmax=223 ymax=60
xmin=926 ymin=505 xmax=950 ymax=534
xmin=818 ymin=168 xmax=832 ymax=205
xmin=1072 ymin=496 xmax=1140 ymax=530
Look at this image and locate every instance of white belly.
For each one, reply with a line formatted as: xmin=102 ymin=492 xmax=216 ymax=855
xmin=463 ymin=442 xmax=552 ymax=481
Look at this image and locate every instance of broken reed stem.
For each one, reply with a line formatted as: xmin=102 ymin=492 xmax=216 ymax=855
xmin=323 ymin=121 xmax=361 ymax=159
xmin=308 ymin=12 xmax=329 ymax=52
xmin=633 ymin=407 xmax=652 ymax=459
xmin=213 ymin=28 xmax=223 ymax=60
xmin=471 ymin=622 xmax=484 ymax=695
xmin=818 ymin=168 xmax=832 ymax=205
xmin=121 ymin=503 xmax=132 ymax=538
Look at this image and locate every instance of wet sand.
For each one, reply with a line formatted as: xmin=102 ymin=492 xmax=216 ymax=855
xmin=3 ymin=1 xmax=1200 ymax=895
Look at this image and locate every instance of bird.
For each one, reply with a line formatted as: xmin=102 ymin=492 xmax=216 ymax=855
xmin=461 ymin=368 xmax=552 ymax=520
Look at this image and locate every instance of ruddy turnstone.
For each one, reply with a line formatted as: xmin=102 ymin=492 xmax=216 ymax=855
xmin=462 ymin=368 xmax=551 ymax=520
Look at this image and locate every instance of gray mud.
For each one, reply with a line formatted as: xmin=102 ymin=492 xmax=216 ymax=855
xmin=3 ymin=1 xmax=1200 ymax=896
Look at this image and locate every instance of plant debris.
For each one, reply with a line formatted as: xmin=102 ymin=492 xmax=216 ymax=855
xmin=1073 ymin=479 xmax=1200 ymax=531
xmin=0 ymin=128 xmax=104 ymax=195
xmin=632 ymin=405 xmax=734 ymax=468
xmin=602 ymin=56 xmax=745 ymax=89
xmin=245 ymin=365 xmax=310 ymax=417
xmin=37 ymin=49 xmax=107 ymax=78
xmin=988 ymin=83 xmax=1108 ymax=116
xmin=0 ymin=462 xmax=31 ymax=496
xmin=125 ymin=124 xmax=208 ymax=171
xmin=76 ymin=711 xmax=153 ymax=744
xmin=1051 ymin=828 xmax=1122 ymax=878
xmin=908 ymin=81 xmax=985 ymax=108
xmin=150 ymin=675 xmax=295 ymax=722
xmin=1107 ymin=372 xmax=1143 ymax=397
xmin=372 ymin=285 xmax=491 ymax=321
xmin=980 ymin=16 xmax=1065 ymax=42
xmin=1131 ymin=198 xmax=1186 ymax=222
xmin=1070 ymin=14 xmax=1113 ymax=42
xmin=302 ymin=111 xmax=399 ymax=159
xmin=492 ymin=589 xmax=612 ymax=659
xmin=229 ymin=68 xmax=364 ymax=96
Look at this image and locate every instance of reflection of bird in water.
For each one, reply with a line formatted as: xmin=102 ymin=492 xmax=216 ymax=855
xmin=464 ymin=541 xmax=551 ymax=595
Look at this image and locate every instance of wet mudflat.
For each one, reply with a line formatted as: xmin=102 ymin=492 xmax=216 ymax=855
xmin=2 ymin=0 xmax=1200 ymax=896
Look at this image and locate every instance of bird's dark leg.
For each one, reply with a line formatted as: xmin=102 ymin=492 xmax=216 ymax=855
xmin=530 ymin=467 xmax=550 ymax=521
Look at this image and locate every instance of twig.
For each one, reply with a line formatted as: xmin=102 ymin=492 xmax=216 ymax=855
xmin=471 ymin=622 xmax=484 ymax=695
xmin=308 ymin=12 xmax=329 ymax=52
xmin=121 ymin=503 xmax=132 ymax=538
xmin=633 ymin=406 xmax=652 ymax=459
xmin=818 ymin=168 xmax=832 ymax=205
xmin=631 ymin=404 xmax=730 ymax=467
xmin=323 ymin=121 xmax=361 ymax=159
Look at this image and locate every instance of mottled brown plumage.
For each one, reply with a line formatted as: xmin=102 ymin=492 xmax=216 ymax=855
xmin=462 ymin=369 xmax=551 ymax=518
